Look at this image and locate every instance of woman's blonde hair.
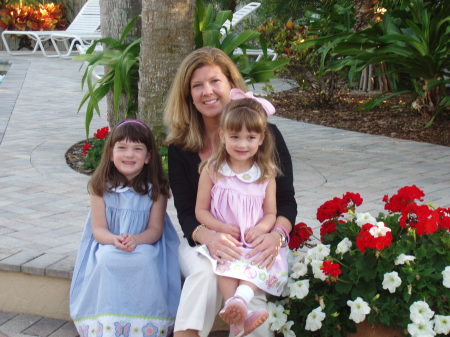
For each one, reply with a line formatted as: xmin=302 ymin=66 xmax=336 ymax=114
xmin=164 ymin=47 xmax=247 ymax=152
xmin=89 ymin=120 xmax=170 ymax=201
xmin=202 ymin=98 xmax=279 ymax=182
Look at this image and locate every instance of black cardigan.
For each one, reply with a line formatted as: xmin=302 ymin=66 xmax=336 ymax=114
xmin=168 ymin=123 xmax=297 ymax=246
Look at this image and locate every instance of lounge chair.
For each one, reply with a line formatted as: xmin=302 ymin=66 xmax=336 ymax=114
xmin=1 ymin=0 xmax=100 ymax=57
xmin=220 ymin=2 xmax=278 ymax=61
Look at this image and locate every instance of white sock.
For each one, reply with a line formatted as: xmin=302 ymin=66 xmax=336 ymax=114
xmin=234 ymin=284 xmax=255 ymax=305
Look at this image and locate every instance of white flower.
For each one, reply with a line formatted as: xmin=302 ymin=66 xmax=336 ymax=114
xmin=281 ymin=278 xmax=293 ymax=297
xmin=340 ymin=212 xmax=354 ymax=222
xmin=311 ymin=260 xmax=327 ymax=281
xmin=335 ymin=237 xmax=352 ymax=255
xmin=407 ymin=321 xmax=436 ymax=337
xmin=410 ymin=301 xmax=435 ymax=324
xmin=280 ymin=320 xmax=296 ymax=337
xmin=305 ymin=306 xmax=326 ymax=331
xmin=369 ymin=221 xmax=391 ymax=237
xmin=434 ymin=315 xmax=450 ymax=335
xmin=290 ymin=261 xmax=308 ymax=279
xmin=382 ymin=271 xmax=402 ymax=293
xmin=268 ymin=302 xmax=287 ymax=331
xmin=443 ymin=266 xmax=450 ymax=288
xmin=306 ymin=243 xmax=330 ymax=261
xmin=395 ymin=254 xmax=416 ymax=265
xmin=355 ymin=212 xmax=377 ymax=227
xmin=288 ymin=279 xmax=309 ymax=299
xmin=347 ymin=297 xmax=371 ymax=324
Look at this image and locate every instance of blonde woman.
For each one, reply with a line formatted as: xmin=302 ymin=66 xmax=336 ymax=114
xmin=164 ymin=47 xmax=297 ymax=337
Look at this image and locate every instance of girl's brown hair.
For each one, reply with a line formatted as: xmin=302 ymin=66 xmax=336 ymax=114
xmin=88 ymin=120 xmax=170 ymax=201
xmin=164 ymin=47 xmax=248 ymax=152
xmin=203 ymin=98 xmax=279 ymax=182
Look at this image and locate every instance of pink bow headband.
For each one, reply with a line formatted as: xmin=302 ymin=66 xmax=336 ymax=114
xmin=229 ymin=88 xmax=276 ymax=116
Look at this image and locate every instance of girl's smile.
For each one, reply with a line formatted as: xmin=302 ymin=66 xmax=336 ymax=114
xmin=111 ymin=140 xmax=150 ymax=181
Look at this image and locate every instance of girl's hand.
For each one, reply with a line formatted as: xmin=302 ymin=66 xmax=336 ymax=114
xmin=205 ymin=230 xmax=243 ymax=262
xmin=245 ymin=232 xmax=280 ymax=269
xmin=113 ymin=234 xmax=128 ymax=251
xmin=121 ymin=233 xmax=138 ymax=252
xmin=223 ymin=224 xmax=241 ymax=241
xmin=244 ymin=226 xmax=266 ymax=244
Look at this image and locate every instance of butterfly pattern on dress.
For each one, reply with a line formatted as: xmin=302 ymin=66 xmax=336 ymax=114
xmin=78 ymin=325 xmax=89 ymax=337
xmin=114 ymin=321 xmax=131 ymax=337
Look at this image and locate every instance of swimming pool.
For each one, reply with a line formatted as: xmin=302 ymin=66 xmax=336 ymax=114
xmin=0 ymin=60 xmax=11 ymax=85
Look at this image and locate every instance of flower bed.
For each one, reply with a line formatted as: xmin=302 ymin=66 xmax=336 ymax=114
xmin=269 ymin=186 xmax=450 ymax=337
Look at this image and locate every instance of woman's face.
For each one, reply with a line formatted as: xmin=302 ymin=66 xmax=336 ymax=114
xmin=190 ymin=64 xmax=233 ymax=120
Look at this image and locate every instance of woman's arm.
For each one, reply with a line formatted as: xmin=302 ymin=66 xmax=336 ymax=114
xmin=195 ymin=169 xmax=240 ymax=239
xmin=121 ymin=195 xmax=167 ymax=251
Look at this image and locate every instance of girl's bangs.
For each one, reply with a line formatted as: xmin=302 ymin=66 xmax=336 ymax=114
xmin=223 ymin=107 xmax=265 ymax=133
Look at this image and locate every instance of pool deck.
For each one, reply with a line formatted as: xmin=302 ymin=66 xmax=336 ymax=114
xmin=0 ymin=51 xmax=449 ymax=337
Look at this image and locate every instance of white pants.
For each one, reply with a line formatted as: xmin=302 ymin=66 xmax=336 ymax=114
xmin=174 ymin=239 xmax=274 ymax=337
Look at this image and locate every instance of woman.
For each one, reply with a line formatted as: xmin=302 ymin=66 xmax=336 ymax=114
xmin=164 ymin=47 xmax=297 ymax=337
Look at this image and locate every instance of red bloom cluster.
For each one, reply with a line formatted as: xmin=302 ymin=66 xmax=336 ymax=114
xmin=316 ymin=192 xmax=363 ymax=240
xmin=437 ymin=208 xmax=450 ymax=230
xmin=356 ymin=223 xmax=393 ymax=253
xmin=317 ymin=193 xmax=363 ymax=223
xmin=321 ymin=260 xmax=342 ymax=280
xmin=399 ymin=203 xmax=440 ymax=235
xmin=288 ymin=222 xmax=313 ymax=250
xmin=383 ymin=185 xmax=425 ymax=213
xmin=94 ymin=127 xmax=109 ymax=140
xmin=82 ymin=142 xmax=91 ymax=157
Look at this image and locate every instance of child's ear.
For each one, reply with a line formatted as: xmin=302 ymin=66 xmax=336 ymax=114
xmin=259 ymin=133 xmax=265 ymax=146
xmin=145 ymin=152 xmax=151 ymax=164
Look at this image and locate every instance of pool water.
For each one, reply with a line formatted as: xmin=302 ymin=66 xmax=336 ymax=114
xmin=0 ymin=61 xmax=11 ymax=85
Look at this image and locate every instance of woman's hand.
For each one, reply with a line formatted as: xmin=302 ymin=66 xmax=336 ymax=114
xmin=199 ymin=227 xmax=243 ymax=262
xmin=245 ymin=231 xmax=281 ymax=269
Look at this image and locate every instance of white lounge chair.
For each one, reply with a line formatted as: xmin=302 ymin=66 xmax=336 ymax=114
xmin=220 ymin=2 xmax=278 ymax=61
xmin=1 ymin=0 xmax=100 ymax=57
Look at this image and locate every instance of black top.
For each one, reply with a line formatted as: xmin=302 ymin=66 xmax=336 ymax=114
xmin=168 ymin=123 xmax=297 ymax=246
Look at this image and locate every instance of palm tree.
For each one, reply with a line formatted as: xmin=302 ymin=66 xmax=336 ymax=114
xmin=138 ymin=0 xmax=195 ymax=145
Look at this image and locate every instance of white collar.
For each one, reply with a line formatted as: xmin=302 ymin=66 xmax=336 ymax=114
xmin=219 ymin=162 xmax=261 ymax=183
xmin=111 ymin=185 xmax=130 ymax=193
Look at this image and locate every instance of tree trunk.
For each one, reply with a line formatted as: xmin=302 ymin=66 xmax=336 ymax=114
xmin=100 ymin=0 xmax=142 ymax=127
xmin=138 ymin=0 xmax=195 ymax=145
xmin=354 ymin=0 xmax=390 ymax=92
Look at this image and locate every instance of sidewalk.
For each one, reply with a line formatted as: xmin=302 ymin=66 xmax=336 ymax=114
xmin=0 ymin=52 xmax=449 ymax=337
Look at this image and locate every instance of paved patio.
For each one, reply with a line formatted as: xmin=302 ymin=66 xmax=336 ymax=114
xmin=0 ymin=52 xmax=449 ymax=336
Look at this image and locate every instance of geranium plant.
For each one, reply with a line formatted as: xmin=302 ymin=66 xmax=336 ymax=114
xmin=269 ymin=186 xmax=450 ymax=337
xmin=82 ymin=126 xmax=109 ymax=171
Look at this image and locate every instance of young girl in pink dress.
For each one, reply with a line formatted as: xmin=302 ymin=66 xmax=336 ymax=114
xmin=195 ymin=89 xmax=288 ymax=337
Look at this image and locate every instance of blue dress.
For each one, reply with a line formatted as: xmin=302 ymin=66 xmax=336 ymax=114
xmin=70 ymin=186 xmax=181 ymax=337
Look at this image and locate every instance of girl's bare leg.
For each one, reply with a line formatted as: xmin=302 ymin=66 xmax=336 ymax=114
xmin=218 ymin=276 xmax=239 ymax=301
xmin=174 ymin=330 xmax=199 ymax=337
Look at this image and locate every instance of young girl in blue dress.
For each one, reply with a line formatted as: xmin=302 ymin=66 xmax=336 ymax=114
xmin=70 ymin=119 xmax=181 ymax=337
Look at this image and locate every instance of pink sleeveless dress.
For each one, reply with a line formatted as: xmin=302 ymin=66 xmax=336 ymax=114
xmin=197 ymin=163 xmax=288 ymax=296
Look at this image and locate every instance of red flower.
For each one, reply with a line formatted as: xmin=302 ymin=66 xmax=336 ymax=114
xmin=399 ymin=203 xmax=439 ymax=235
xmin=288 ymin=222 xmax=313 ymax=250
xmin=94 ymin=126 xmax=109 ymax=140
xmin=437 ymin=207 xmax=450 ymax=230
xmin=82 ymin=142 xmax=91 ymax=156
xmin=321 ymin=260 xmax=342 ymax=280
xmin=383 ymin=185 xmax=425 ymax=213
xmin=342 ymin=192 xmax=363 ymax=211
xmin=356 ymin=223 xmax=393 ymax=253
xmin=320 ymin=219 xmax=341 ymax=241
xmin=316 ymin=197 xmax=346 ymax=223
